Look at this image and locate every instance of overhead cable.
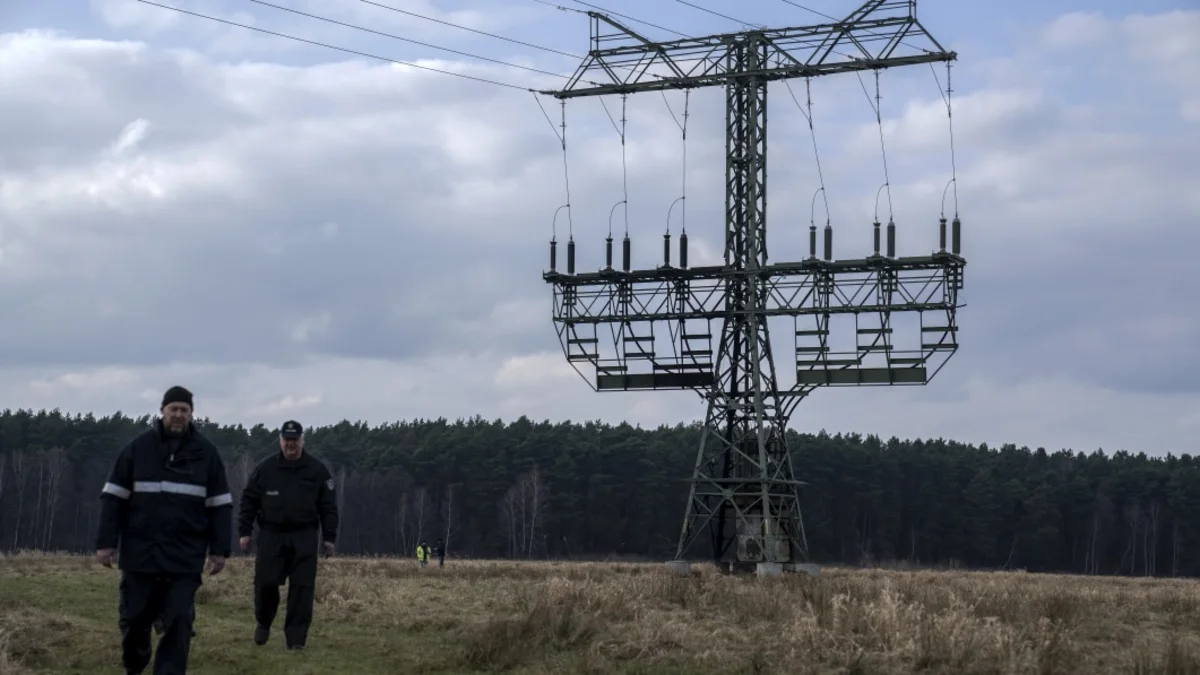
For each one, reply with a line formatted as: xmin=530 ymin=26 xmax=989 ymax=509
xmin=135 ymin=0 xmax=545 ymax=91
xmin=247 ymin=0 xmax=570 ymax=79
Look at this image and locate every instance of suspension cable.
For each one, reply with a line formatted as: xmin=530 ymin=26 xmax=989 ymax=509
xmin=137 ymin=0 xmax=535 ymax=91
xmin=599 ymin=94 xmax=630 ymax=236
xmin=534 ymin=95 xmax=573 ymax=240
xmin=930 ymin=62 xmax=959 ymax=218
xmin=785 ymin=78 xmax=830 ymax=230
xmin=247 ymin=0 xmax=571 ymax=80
xmin=662 ymin=89 xmax=690 ymax=234
xmin=857 ymin=70 xmax=893 ymax=223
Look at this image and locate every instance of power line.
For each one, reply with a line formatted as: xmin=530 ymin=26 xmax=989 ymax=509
xmin=359 ymin=0 xmax=682 ymax=80
xmin=134 ymin=0 xmax=534 ymax=91
xmin=777 ymin=0 xmax=835 ymax=21
xmin=358 ymin=0 xmax=580 ymax=59
xmin=247 ymin=0 xmax=570 ymax=80
xmin=672 ymin=0 xmax=760 ymax=28
xmin=531 ymin=0 xmax=691 ymax=38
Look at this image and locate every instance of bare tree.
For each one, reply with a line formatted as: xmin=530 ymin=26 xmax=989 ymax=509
xmin=527 ymin=467 xmax=548 ymax=558
xmin=413 ymin=486 xmax=428 ymax=546
xmin=499 ymin=466 xmax=549 ymax=559
xmin=442 ymin=483 xmax=458 ymax=554
xmin=1086 ymin=492 xmax=1114 ymax=575
xmin=1119 ymin=500 xmax=1140 ymax=575
xmin=233 ymin=453 xmax=254 ymax=493
xmin=396 ymin=490 xmax=409 ymax=554
xmin=224 ymin=452 xmax=255 ymax=548
xmin=31 ymin=454 xmax=45 ymax=549
xmin=334 ymin=465 xmax=346 ymax=517
xmin=1171 ymin=516 xmax=1180 ymax=576
xmin=1144 ymin=500 xmax=1161 ymax=577
xmin=500 ymin=488 xmax=517 ymax=558
xmin=0 ymin=454 xmax=7 ymax=524
xmin=41 ymin=448 xmax=67 ymax=549
xmin=10 ymin=452 xmax=31 ymax=550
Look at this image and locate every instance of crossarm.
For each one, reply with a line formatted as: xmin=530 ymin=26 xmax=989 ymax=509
xmin=544 ymin=253 xmax=964 ymax=323
xmin=539 ymin=0 xmax=955 ymax=98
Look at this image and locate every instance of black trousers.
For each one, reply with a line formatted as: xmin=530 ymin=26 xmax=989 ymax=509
xmin=254 ymin=528 xmax=319 ymax=647
xmin=117 ymin=571 xmax=202 ymax=675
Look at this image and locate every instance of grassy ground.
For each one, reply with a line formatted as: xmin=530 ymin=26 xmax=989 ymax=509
xmin=2 ymin=553 xmax=1200 ymax=674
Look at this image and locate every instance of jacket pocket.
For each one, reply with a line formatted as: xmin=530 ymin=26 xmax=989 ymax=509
xmin=262 ymin=489 xmax=286 ymax=523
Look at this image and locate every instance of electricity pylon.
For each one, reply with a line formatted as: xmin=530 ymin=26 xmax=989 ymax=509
xmin=541 ymin=0 xmax=964 ymax=573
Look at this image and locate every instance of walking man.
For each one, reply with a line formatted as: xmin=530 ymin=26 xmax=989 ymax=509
xmin=434 ymin=539 xmax=445 ymax=568
xmin=237 ymin=420 xmax=339 ymax=650
xmin=96 ymin=385 xmax=233 ymax=675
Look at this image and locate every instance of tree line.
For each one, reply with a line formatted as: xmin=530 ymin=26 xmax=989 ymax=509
xmin=0 ymin=408 xmax=1195 ymax=576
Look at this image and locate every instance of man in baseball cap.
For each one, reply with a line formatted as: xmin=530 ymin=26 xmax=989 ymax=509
xmin=236 ymin=420 xmax=339 ymax=650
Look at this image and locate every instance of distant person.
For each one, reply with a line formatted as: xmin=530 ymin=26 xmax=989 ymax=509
xmin=237 ymin=420 xmax=339 ymax=651
xmin=417 ymin=541 xmax=430 ymax=567
xmin=95 ymin=385 xmax=233 ymax=675
xmin=434 ymin=539 xmax=445 ymax=568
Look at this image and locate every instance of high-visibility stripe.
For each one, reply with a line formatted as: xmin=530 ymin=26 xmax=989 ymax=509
xmin=205 ymin=493 xmax=233 ymax=507
xmin=102 ymin=482 xmax=131 ymax=499
xmin=133 ymin=481 xmax=207 ymax=498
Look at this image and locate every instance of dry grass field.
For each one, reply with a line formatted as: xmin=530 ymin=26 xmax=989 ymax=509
xmin=2 ymin=552 xmax=1200 ymax=674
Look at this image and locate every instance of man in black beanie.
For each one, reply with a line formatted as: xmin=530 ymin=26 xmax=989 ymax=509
xmin=96 ymin=385 xmax=233 ymax=675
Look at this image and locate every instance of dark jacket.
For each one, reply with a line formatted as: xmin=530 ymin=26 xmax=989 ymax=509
xmin=96 ymin=420 xmax=234 ymax=574
xmin=237 ymin=451 xmax=339 ymax=544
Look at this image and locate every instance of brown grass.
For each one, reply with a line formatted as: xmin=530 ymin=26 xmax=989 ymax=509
xmin=2 ymin=552 xmax=1200 ymax=674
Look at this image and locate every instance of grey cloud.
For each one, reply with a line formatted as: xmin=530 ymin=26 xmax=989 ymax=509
xmin=2 ymin=8 xmax=1200 ymax=456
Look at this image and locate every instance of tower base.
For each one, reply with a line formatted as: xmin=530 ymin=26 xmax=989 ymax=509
xmin=715 ymin=561 xmax=822 ymax=576
xmin=664 ymin=560 xmax=692 ymax=576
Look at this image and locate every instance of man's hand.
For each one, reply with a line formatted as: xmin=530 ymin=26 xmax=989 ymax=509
xmin=207 ymin=555 xmax=226 ymax=576
xmin=323 ymin=541 xmax=335 ymax=557
xmin=239 ymin=536 xmax=251 ymax=553
xmin=96 ymin=548 xmax=116 ymax=568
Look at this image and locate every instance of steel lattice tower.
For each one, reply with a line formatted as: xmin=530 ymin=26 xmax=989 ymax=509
xmin=541 ymin=0 xmax=964 ymax=574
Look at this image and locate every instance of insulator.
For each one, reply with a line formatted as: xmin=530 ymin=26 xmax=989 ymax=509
xmin=567 ymin=238 xmax=576 ymax=274
xmin=887 ymin=219 xmax=896 ymax=258
xmin=680 ymin=232 xmax=689 ymax=269
xmin=873 ymin=221 xmax=881 ymax=256
xmin=550 ymin=239 xmax=557 ymax=271
xmin=663 ymin=233 xmax=671 ymax=267
xmin=605 ymin=236 xmax=613 ymax=269
xmin=951 ymin=216 xmax=961 ymax=255
xmin=939 ymin=217 xmax=947 ymax=252
xmin=823 ymin=224 xmax=833 ymax=261
xmin=809 ymin=225 xmax=817 ymax=259
xmin=622 ymin=234 xmax=631 ymax=272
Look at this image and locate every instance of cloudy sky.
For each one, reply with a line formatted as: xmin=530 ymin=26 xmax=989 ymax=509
xmin=1 ymin=0 xmax=1197 ymax=456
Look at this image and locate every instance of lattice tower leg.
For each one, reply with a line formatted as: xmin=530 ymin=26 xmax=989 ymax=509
xmin=674 ymin=36 xmax=809 ymax=571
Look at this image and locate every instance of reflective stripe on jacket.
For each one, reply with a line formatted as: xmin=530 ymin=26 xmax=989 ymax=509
xmin=97 ymin=420 xmax=233 ymax=574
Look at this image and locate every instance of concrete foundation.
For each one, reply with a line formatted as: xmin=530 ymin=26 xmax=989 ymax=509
xmin=756 ymin=562 xmax=784 ymax=577
xmin=665 ymin=560 xmax=692 ymax=576
xmin=784 ymin=562 xmax=822 ymax=576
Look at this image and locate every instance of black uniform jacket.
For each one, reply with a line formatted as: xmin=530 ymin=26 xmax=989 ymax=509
xmin=96 ymin=420 xmax=234 ymax=574
xmin=237 ymin=451 xmax=339 ymax=544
